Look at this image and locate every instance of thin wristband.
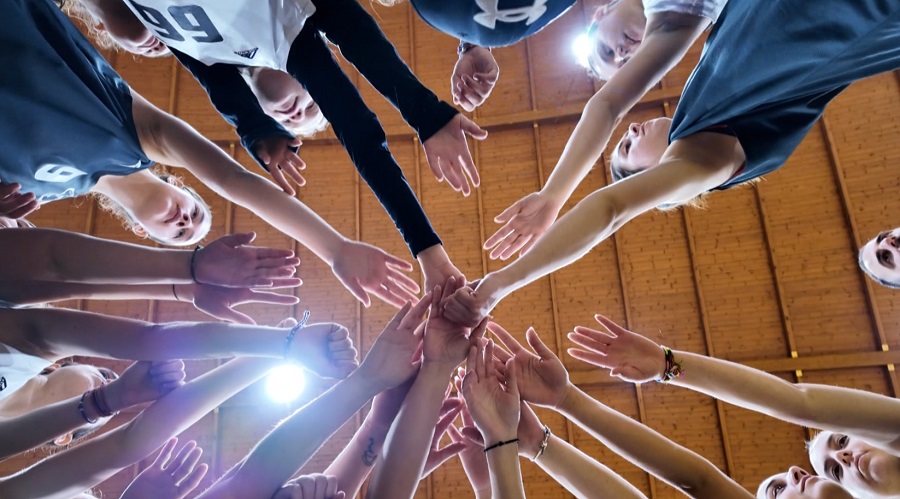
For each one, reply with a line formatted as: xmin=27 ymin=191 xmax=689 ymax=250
xmin=189 ymin=245 xmax=203 ymax=283
xmin=92 ymin=385 xmax=117 ymax=417
xmin=484 ymin=438 xmax=519 ymax=453
xmin=283 ymin=309 xmax=311 ymax=359
xmin=78 ymin=391 xmax=98 ymax=424
xmin=171 ymin=283 xmax=180 ymax=302
xmin=657 ymin=346 xmax=685 ymax=383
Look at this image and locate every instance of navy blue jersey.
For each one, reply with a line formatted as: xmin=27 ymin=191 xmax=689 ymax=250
xmin=670 ymin=0 xmax=900 ymax=190
xmin=410 ymin=0 xmax=577 ymax=47
xmin=1 ymin=0 xmax=152 ymax=203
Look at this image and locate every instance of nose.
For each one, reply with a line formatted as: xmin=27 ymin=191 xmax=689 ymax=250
xmin=839 ymin=450 xmax=853 ymax=467
xmin=176 ymin=211 xmax=191 ymax=227
xmin=629 ymin=122 xmax=640 ymax=135
xmin=788 ymin=466 xmax=808 ymax=486
xmin=885 ymin=234 xmax=900 ymax=249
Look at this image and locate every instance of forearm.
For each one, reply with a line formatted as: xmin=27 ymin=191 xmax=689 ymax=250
xmin=0 ymin=228 xmax=193 ymax=284
xmin=541 ymin=95 xmax=618 ymax=205
xmin=485 ymin=188 xmax=620 ymax=300
xmin=0 ymin=282 xmax=183 ymax=306
xmin=533 ymin=435 xmax=645 ymax=499
xmin=132 ymin=93 xmax=345 ymax=264
xmin=323 ymin=413 xmax=390 ymax=498
xmin=15 ymin=307 xmax=287 ymax=361
xmin=204 ymin=371 xmax=381 ymax=499
xmin=0 ymin=358 xmax=275 ymax=499
xmin=557 ymin=385 xmax=735 ymax=496
xmin=311 ymin=0 xmax=457 ymax=141
xmin=485 ymin=445 xmax=525 ymax=499
xmin=672 ymin=351 xmax=900 ymax=447
xmin=366 ymin=363 xmax=453 ymax=498
xmin=287 ymin=28 xmax=440 ymax=257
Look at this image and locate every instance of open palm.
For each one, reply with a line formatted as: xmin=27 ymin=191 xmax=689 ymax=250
xmin=567 ymin=315 xmax=666 ymax=384
xmin=488 ymin=323 xmax=568 ymax=408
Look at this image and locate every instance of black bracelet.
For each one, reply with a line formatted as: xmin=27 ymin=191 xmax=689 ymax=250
xmin=189 ymin=245 xmax=203 ymax=283
xmin=78 ymin=391 xmax=98 ymax=424
xmin=283 ymin=309 xmax=311 ymax=359
xmin=171 ymin=283 xmax=180 ymax=302
xmin=484 ymin=438 xmax=519 ymax=453
xmin=92 ymin=385 xmax=116 ymax=417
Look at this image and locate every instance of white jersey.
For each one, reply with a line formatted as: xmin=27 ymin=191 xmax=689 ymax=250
xmin=0 ymin=343 xmax=51 ymax=401
xmin=643 ymin=0 xmax=727 ymax=23
xmin=122 ymin=0 xmax=315 ymax=70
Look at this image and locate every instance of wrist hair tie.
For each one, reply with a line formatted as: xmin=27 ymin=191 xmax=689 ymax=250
xmin=484 ymin=438 xmax=519 ymax=453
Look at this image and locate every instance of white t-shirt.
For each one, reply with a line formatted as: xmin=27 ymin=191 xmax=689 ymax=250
xmin=643 ymin=0 xmax=727 ymax=23
xmin=0 ymin=344 xmax=51 ymax=400
xmin=121 ymin=0 xmax=315 ymax=70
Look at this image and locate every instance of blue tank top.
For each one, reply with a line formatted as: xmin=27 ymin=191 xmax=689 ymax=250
xmin=410 ymin=0 xmax=577 ymax=47
xmin=1 ymin=0 xmax=152 ymax=204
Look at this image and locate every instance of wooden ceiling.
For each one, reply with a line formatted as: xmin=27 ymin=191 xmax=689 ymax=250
xmin=4 ymin=1 xmax=900 ymax=497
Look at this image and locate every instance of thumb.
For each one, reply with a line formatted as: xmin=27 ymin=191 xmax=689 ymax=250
xmin=152 ymin=438 xmax=178 ymax=470
xmin=525 ymin=327 xmax=555 ymax=360
xmin=460 ymin=116 xmax=488 ymax=140
xmin=505 ymin=358 xmax=518 ymax=396
xmin=217 ymin=232 xmax=256 ymax=248
xmin=494 ymin=198 xmax=523 ymax=223
xmin=289 ymin=137 xmax=302 ymax=147
xmin=341 ymin=277 xmax=371 ymax=308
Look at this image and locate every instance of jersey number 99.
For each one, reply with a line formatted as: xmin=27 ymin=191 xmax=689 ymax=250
xmin=127 ymin=1 xmax=224 ymax=44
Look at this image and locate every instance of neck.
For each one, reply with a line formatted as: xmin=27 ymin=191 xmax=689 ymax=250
xmin=93 ymin=170 xmax=157 ymax=208
xmin=0 ymin=375 xmax=48 ymax=418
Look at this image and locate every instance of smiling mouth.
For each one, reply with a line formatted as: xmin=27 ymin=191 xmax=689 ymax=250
xmin=164 ymin=205 xmax=181 ymax=224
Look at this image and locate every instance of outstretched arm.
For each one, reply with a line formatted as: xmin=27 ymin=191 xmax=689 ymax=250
xmin=199 ymin=296 xmax=431 ymax=499
xmin=445 ymin=135 xmax=739 ymax=326
xmin=0 ymin=307 xmax=352 ymax=380
xmin=569 ymin=316 xmax=900 ymax=453
xmin=130 ymin=90 xmax=418 ymax=308
xmin=0 ymin=357 xmax=277 ymax=499
xmin=484 ymin=14 xmax=708 ymax=259
xmin=0 ymin=361 xmax=184 ymax=461
xmin=489 ymin=323 xmax=748 ymax=499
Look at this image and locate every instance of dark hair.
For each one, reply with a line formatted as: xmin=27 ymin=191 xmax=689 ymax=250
xmin=858 ymin=248 xmax=900 ymax=289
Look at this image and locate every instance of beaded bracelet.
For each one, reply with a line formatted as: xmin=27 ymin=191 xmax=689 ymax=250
xmin=78 ymin=391 xmax=98 ymax=424
xmin=532 ymin=425 xmax=551 ymax=461
xmin=189 ymin=245 xmax=203 ymax=282
xmin=484 ymin=438 xmax=519 ymax=453
xmin=283 ymin=309 xmax=312 ymax=359
xmin=657 ymin=346 xmax=685 ymax=383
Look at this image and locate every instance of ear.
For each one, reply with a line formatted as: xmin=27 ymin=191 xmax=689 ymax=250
xmin=131 ymin=224 xmax=148 ymax=239
xmin=165 ymin=175 xmax=184 ymax=188
xmin=53 ymin=432 xmax=74 ymax=447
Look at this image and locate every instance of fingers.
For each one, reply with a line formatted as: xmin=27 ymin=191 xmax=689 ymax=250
xmin=179 ymin=463 xmax=208 ymax=494
xmin=282 ymin=160 xmax=307 ymax=188
xmin=525 ymin=327 xmax=556 ymax=360
xmin=465 ymin=345 xmax=478 ymax=381
xmin=483 ymin=223 xmax=516 ymax=251
xmin=470 ymin=316 xmax=490 ymax=344
xmin=270 ymin=166 xmax=296 ymax=197
xmin=487 ymin=322 xmax=524 ymax=354
xmin=217 ymin=232 xmax=256 ymax=248
xmin=399 ymin=291 xmax=432 ymax=330
xmin=388 ymin=267 xmax=422 ymax=295
xmin=339 ymin=276 xmax=371 ymax=308
xmin=504 ymin=358 xmax=519 ymax=397
xmin=382 ymin=251 xmax=416 ymax=273
xmin=566 ymin=348 xmax=610 ymax=368
xmin=459 ymin=425 xmax=484 ymax=445
xmin=170 ymin=441 xmax=202 ymax=483
xmin=0 ymin=184 xmax=38 ymax=219
xmin=567 ymin=329 xmax=610 ymax=354
xmin=474 ymin=338 xmax=486 ymax=379
xmin=594 ymin=314 xmax=627 ymax=337
xmin=246 ymin=289 xmax=300 ymax=306
xmin=152 ymin=438 xmax=178 ymax=470
xmin=278 ymin=317 xmax=299 ymax=328
xmin=484 ymin=339 xmax=495 ymax=379
xmin=497 ymin=233 xmax=532 ymax=261
xmin=385 ymin=300 xmax=414 ymax=331
xmin=460 ymin=115 xmax=488 ymax=142
xmin=267 ymin=277 xmax=304 ymax=288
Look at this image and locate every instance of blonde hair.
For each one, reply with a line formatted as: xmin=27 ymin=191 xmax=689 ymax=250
xmin=60 ymin=0 xmax=118 ymax=51
xmin=371 ymin=0 xmax=408 ymax=6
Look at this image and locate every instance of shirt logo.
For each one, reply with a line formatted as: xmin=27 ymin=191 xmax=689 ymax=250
xmin=38 ymin=188 xmax=77 ymax=203
xmin=34 ymin=164 xmax=87 ymax=183
xmin=473 ymin=0 xmax=548 ymax=29
xmin=0 ymin=377 xmax=6 ymax=392
xmin=234 ymin=48 xmax=259 ymax=59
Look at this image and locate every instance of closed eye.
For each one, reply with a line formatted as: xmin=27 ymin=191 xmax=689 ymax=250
xmin=878 ymin=249 xmax=895 ymax=268
xmin=877 ymin=231 xmax=890 ymax=243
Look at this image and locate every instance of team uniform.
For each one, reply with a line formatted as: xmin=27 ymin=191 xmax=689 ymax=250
xmin=126 ymin=0 xmax=453 ymax=257
xmin=0 ymin=344 xmax=51 ymax=401
xmin=670 ymin=0 xmax=900 ymax=190
xmin=1 ymin=0 xmax=152 ymax=204
xmin=409 ymin=0 xmax=725 ymax=49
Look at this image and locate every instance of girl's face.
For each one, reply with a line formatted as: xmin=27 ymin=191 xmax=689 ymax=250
xmin=246 ymin=69 xmax=327 ymax=136
xmin=859 ymin=227 xmax=900 ymax=287
xmin=809 ymin=431 xmax=900 ymax=497
xmin=589 ymin=0 xmax=647 ymax=79
xmin=128 ymin=177 xmax=211 ymax=246
xmin=757 ymin=466 xmax=854 ymax=499
xmin=611 ymin=117 xmax=672 ymax=174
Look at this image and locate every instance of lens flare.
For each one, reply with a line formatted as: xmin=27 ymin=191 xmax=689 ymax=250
xmin=572 ymin=33 xmax=592 ymax=68
xmin=265 ymin=364 xmax=306 ymax=403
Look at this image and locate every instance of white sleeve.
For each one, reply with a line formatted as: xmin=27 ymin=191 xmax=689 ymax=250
xmin=642 ymin=0 xmax=728 ymax=23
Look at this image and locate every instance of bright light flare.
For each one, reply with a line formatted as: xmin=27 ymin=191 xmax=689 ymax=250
xmin=572 ymin=33 xmax=592 ymax=68
xmin=265 ymin=364 xmax=306 ymax=403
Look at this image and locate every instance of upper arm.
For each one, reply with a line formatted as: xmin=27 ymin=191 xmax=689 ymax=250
xmin=602 ymin=134 xmax=739 ymax=229
xmin=596 ymin=15 xmax=707 ymax=118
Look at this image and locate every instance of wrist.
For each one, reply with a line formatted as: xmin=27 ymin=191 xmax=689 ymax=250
xmin=175 ymin=284 xmax=196 ymax=302
xmin=537 ymin=185 xmax=568 ymax=210
xmin=420 ymin=360 xmax=457 ymax=379
xmin=102 ymin=382 xmax=129 ymax=412
xmin=556 ymin=383 xmax=579 ymax=412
